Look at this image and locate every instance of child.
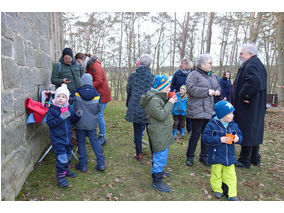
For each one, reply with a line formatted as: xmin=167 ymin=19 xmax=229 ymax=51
xmin=202 ymin=100 xmax=242 ymax=201
xmin=46 ymin=84 xmax=81 ymax=188
xmin=171 ymin=85 xmax=187 ymax=139
xmin=140 ymin=75 xmax=177 ymax=192
xmin=71 ymin=73 xmax=105 ymax=172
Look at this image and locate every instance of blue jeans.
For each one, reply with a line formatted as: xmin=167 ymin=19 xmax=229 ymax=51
xmin=152 ymin=148 xmax=169 ymax=173
xmin=76 ymin=129 xmax=105 ymax=168
xmin=98 ymin=103 xmax=107 ymax=138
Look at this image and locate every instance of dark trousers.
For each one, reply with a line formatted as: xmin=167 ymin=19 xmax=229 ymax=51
xmin=177 ymin=117 xmax=191 ymax=133
xmin=133 ymin=123 xmax=152 ymax=155
xmin=52 ymin=142 xmax=73 ymax=177
xmin=186 ymin=118 xmax=209 ymax=159
xmin=238 ymin=145 xmax=261 ymax=167
xmin=173 ymin=115 xmax=186 ymax=129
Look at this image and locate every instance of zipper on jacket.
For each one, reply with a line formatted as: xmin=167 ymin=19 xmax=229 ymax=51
xmin=65 ymin=120 xmax=69 ymax=144
xmin=213 ymin=148 xmax=216 ymax=162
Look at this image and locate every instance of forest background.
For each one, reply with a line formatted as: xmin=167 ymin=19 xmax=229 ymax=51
xmin=63 ymin=12 xmax=284 ymax=102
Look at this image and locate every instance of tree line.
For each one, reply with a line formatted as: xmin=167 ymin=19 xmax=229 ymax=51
xmin=62 ymin=12 xmax=284 ymax=101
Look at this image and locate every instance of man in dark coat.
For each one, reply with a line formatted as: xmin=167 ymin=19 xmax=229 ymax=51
xmin=125 ymin=54 xmax=154 ymax=160
xmin=232 ymin=44 xmax=267 ymax=169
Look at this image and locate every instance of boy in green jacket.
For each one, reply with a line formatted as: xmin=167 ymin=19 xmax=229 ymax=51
xmin=140 ymin=75 xmax=177 ymax=192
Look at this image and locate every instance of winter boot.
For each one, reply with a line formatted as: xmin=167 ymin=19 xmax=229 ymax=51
xmin=66 ymin=166 xmax=76 ymax=178
xmin=173 ymin=129 xmax=177 ymax=139
xmin=180 ymin=128 xmax=185 ymax=138
xmin=57 ymin=174 xmax=69 ymax=188
xmin=152 ymin=172 xmax=171 ymax=192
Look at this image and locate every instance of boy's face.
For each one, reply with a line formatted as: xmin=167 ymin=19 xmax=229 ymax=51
xmin=160 ymin=84 xmax=171 ymax=93
xmin=180 ymin=88 xmax=185 ymax=95
xmin=55 ymin=93 xmax=68 ymax=106
xmin=221 ymin=111 xmax=234 ymax=123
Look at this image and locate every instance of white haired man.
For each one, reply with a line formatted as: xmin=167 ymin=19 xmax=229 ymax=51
xmin=232 ymin=44 xmax=267 ymax=169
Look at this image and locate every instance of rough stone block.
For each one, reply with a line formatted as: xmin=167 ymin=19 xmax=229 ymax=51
xmin=19 ymin=67 xmax=36 ymax=94
xmin=25 ymin=47 xmax=35 ymax=67
xmin=14 ymin=36 xmax=25 ymax=66
xmin=1 ymin=37 xmax=13 ymax=57
xmin=1 ymin=90 xmax=14 ymax=119
xmin=35 ymin=51 xmax=51 ymax=69
xmin=1 ymin=57 xmax=20 ymax=89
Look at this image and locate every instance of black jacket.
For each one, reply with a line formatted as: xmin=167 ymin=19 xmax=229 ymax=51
xmin=232 ymin=56 xmax=267 ymax=146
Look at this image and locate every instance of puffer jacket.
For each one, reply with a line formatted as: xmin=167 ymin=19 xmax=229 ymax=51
xmin=86 ymin=56 xmax=111 ymax=104
xmin=140 ymin=90 xmax=174 ymax=152
xmin=185 ymin=68 xmax=221 ymax=119
xmin=51 ymin=57 xmax=84 ymax=93
xmin=171 ymin=92 xmax=187 ymax=116
xmin=46 ymin=104 xmax=81 ymax=146
xmin=125 ymin=65 xmax=154 ymax=123
xmin=71 ymin=85 xmax=101 ymax=130
xmin=170 ymin=68 xmax=191 ymax=92
xmin=201 ymin=114 xmax=243 ymax=166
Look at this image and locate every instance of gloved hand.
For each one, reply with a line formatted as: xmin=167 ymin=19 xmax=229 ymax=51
xmin=60 ymin=111 xmax=70 ymax=120
xmin=76 ymin=109 xmax=83 ymax=116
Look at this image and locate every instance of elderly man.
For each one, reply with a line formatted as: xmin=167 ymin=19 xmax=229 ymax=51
xmin=232 ymin=44 xmax=267 ymax=169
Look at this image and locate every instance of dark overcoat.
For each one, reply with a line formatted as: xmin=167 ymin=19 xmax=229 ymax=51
xmin=125 ymin=65 xmax=154 ymax=123
xmin=232 ymin=56 xmax=267 ymax=146
xmin=219 ymin=77 xmax=232 ymax=102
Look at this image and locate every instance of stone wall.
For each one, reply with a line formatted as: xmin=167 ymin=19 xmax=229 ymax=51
xmin=1 ymin=12 xmax=63 ymax=200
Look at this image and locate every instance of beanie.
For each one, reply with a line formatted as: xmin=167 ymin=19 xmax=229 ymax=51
xmin=80 ymin=73 xmax=93 ymax=86
xmin=180 ymin=85 xmax=187 ymax=93
xmin=62 ymin=47 xmax=73 ymax=58
xmin=153 ymin=75 xmax=171 ymax=91
xmin=55 ymin=84 xmax=70 ymax=102
xmin=214 ymin=100 xmax=235 ymax=119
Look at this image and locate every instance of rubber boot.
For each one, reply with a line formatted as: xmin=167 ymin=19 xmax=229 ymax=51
xmin=152 ymin=172 xmax=171 ymax=192
xmin=57 ymin=174 xmax=69 ymax=188
xmin=180 ymin=128 xmax=185 ymax=138
xmin=173 ymin=129 xmax=177 ymax=139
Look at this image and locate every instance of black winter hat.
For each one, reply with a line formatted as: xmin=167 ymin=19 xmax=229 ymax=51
xmin=62 ymin=47 xmax=73 ymax=58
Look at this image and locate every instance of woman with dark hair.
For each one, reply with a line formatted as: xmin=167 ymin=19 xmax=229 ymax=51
xmin=219 ymin=72 xmax=232 ymax=102
xmin=75 ymin=53 xmax=91 ymax=73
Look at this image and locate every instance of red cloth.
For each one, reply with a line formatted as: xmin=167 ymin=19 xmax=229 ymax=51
xmin=86 ymin=60 xmax=111 ymax=104
xmin=25 ymin=98 xmax=48 ymax=123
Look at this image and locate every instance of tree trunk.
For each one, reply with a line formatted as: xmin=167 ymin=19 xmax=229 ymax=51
xmin=277 ymin=12 xmax=284 ymax=102
xmin=180 ymin=12 xmax=190 ymax=60
xmin=206 ymin=12 xmax=214 ymax=53
xmin=171 ymin=13 xmax=177 ymax=75
xmin=249 ymin=12 xmax=263 ymax=43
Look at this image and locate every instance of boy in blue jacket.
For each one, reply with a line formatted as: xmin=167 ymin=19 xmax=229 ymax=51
xmin=71 ymin=73 xmax=105 ymax=172
xmin=202 ymin=100 xmax=242 ymax=201
xmin=171 ymin=85 xmax=187 ymax=139
xmin=46 ymin=84 xmax=81 ymax=188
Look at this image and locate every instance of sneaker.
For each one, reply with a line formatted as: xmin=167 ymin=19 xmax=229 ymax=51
xmin=134 ymin=154 xmax=142 ymax=161
xmin=66 ymin=170 xmax=76 ymax=178
xmin=95 ymin=165 xmax=105 ymax=171
xmin=235 ymin=161 xmax=251 ymax=169
xmin=214 ymin=192 xmax=224 ymax=199
xmin=75 ymin=164 xmax=87 ymax=172
xmin=228 ymin=196 xmax=240 ymax=201
xmin=186 ymin=158 xmax=193 ymax=166
xmin=57 ymin=177 xmax=69 ymax=188
xmin=152 ymin=181 xmax=171 ymax=192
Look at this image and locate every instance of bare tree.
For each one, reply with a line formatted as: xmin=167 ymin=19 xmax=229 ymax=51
xmin=206 ymin=12 xmax=215 ymax=53
xmin=277 ymin=12 xmax=284 ymax=102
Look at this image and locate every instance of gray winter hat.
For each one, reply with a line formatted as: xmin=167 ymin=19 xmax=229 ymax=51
xmin=80 ymin=73 xmax=93 ymax=86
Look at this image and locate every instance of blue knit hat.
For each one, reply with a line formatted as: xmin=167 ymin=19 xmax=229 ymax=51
xmin=80 ymin=73 xmax=93 ymax=86
xmin=153 ymin=75 xmax=171 ymax=91
xmin=214 ymin=100 xmax=235 ymax=119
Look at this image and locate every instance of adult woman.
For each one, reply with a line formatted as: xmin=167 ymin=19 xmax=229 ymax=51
xmin=51 ymin=47 xmax=84 ymax=93
xmin=75 ymin=53 xmax=91 ymax=73
xmin=185 ymin=54 xmax=221 ymax=167
xmin=125 ymin=54 xmax=154 ymax=160
xmin=170 ymin=58 xmax=194 ymax=134
xmin=219 ymin=72 xmax=232 ymax=102
xmin=85 ymin=55 xmax=111 ymax=146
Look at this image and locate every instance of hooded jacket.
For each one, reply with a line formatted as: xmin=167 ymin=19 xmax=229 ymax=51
xmin=202 ymin=114 xmax=243 ymax=166
xmin=46 ymin=104 xmax=80 ymax=146
xmin=71 ymin=85 xmax=101 ymax=130
xmin=86 ymin=56 xmax=111 ymax=104
xmin=140 ymin=90 xmax=174 ymax=152
xmin=170 ymin=68 xmax=191 ymax=92
xmin=51 ymin=57 xmax=84 ymax=93
xmin=171 ymin=92 xmax=187 ymax=116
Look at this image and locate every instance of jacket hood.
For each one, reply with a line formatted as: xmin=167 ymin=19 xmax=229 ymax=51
xmin=140 ymin=90 xmax=168 ymax=108
xmin=77 ymin=85 xmax=100 ymax=101
xmin=86 ymin=56 xmax=99 ymax=71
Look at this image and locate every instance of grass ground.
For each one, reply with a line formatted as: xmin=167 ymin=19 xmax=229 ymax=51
xmin=16 ymin=101 xmax=284 ymax=201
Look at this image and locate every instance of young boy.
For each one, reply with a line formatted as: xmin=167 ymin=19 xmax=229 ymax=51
xmin=46 ymin=84 xmax=81 ymax=188
xmin=140 ymin=75 xmax=177 ymax=192
xmin=202 ymin=100 xmax=242 ymax=201
xmin=71 ymin=73 xmax=105 ymax=172
xmin=171 ymin=85 xmax=187 ymax=139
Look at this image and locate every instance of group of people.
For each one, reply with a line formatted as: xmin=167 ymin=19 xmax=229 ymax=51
xmin=46 ymin=43 xmax=267 ymax=201
xmin=126 ymin=43 xmax=267 ymax=200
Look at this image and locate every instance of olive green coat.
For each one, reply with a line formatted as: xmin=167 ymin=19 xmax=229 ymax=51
xmin=51 ymin=57 xmax=84 ymax=93
xmin=140 ymin=90 xmax=174 ymax=153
